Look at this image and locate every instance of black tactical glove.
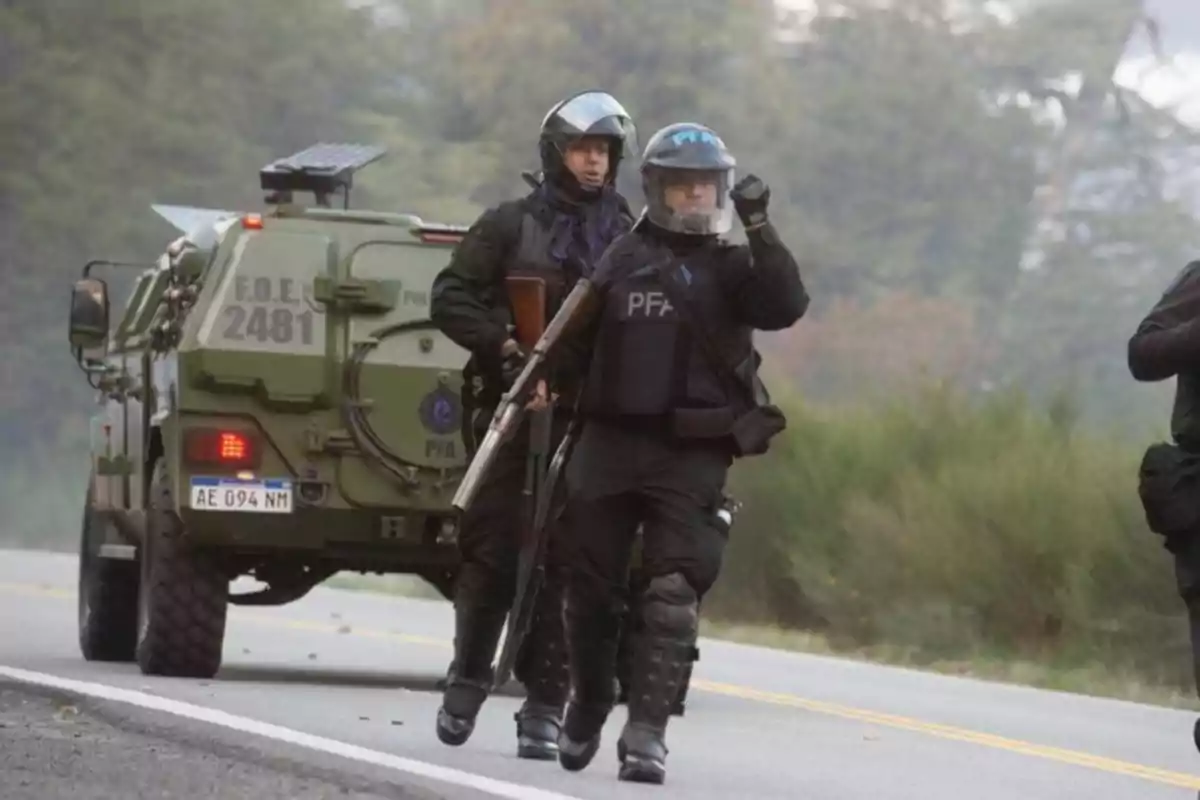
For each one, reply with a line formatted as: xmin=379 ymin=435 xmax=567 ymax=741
xmin=730 ymin=174 xmax=770 ymax=229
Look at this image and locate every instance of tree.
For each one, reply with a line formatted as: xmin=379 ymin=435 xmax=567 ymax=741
xmin=0 ymin=0 xmax=398 ymax=541
xmin=387 ymin=0 xmax=783 ymax=206
xmin=765 ymin=0 xmax=1042 ymax=303
xmin=976 ymin=0 xmax=1200 ymax=428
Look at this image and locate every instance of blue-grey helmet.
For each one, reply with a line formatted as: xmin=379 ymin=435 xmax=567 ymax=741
xmin=640 ymin=122 xmax=736 ymax=235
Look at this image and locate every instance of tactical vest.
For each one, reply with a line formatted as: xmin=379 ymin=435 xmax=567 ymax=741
xmin=463 ymin=210 xmax=580 ymax=418
xmin=581 ymin=248 xmax=751 ymax=437
xmin=507 ymin=212 xmax=576 ymax=318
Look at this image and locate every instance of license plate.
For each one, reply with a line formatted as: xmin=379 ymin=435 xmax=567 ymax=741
xmin=189 ymin=477 xmax=293 ymax=513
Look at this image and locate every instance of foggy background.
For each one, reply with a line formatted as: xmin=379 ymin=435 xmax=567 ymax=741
xmin=3 ymin=0 xmax=1199 ymax=698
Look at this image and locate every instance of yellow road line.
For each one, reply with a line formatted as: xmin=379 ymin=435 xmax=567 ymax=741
xmin=693 ymin=679 xmax=1200 ymax=789
xmin=7 ymin=580 xmax=1200 ymax=789
xmin=234 ymin=612 xmax=450 ymax=650
xmin=0 ymin=582 xmax=73 ymax=599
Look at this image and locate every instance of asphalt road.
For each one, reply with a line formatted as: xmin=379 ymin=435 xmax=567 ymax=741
xmin=0 ymin=679 xmax=448 ymax=800
xmin=1 ymin=549 xmax=1199 ymax=799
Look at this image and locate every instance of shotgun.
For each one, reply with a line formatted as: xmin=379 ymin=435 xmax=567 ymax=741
xmin=450 ymin=277 xmax=598 ymax=513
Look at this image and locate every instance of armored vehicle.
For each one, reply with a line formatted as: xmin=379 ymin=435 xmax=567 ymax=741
xmin=67 ymin=144 xmax=473 ymax=679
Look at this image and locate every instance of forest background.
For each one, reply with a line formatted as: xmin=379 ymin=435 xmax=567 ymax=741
xmin=5 ymin=0 xmax=1200 ymax=703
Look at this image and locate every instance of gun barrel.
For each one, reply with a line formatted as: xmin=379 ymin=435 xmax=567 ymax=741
xmin=531 ymin=280 xmax=594 ymax=358
xmin=450 ymin=279 xmax=597 ymax=514
xmin=452 ymin=429 xmax=498 ymax=511
xmin=451 ymin=403 xmax=520 ymax=511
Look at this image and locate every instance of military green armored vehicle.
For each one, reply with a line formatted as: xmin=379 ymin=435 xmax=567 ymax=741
xmin=67 ymin=144 xmax=472 ymax=679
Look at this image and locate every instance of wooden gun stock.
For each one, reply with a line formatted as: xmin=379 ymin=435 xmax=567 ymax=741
xmin=505 ymin=275 xmax=547 ymax=349
xmin=450 ymin=279 xmax=598 ymax=513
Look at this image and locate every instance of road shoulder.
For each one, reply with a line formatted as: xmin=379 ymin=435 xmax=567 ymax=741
xmin=0 ymin=677 xmax=448 ymax=800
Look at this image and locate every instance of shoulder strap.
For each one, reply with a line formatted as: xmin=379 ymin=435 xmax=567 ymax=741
xmin=651 ymin=249 xmax=761 ymax=409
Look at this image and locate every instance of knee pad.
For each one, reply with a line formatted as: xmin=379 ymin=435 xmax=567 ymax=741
xmin=638 ymin=572 xmax=699 ymax=640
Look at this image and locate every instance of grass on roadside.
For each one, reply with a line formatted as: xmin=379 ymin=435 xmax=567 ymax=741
xmin=699 ymin=619 xmax=1200 ymax=711
xmin=321 ymin=571 xmax=1200 ymax=711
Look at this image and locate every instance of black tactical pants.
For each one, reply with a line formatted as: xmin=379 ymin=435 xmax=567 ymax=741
xmin=1166 ymin=532 xmax=1200 ymax=753
xmin=443 ymin=407 xmax=573 ymax=720
xmin=1172 ymin=535 xmax=1200 ymax=698
xmin=558 ymin=421 xmax=731 ymax=748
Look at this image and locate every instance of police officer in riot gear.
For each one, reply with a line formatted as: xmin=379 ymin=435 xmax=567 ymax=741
xmin=1128 ymin=260 xmax=1200 ymax=753
xmin=428 ymin=90 xmax=637 ymax=759
xmin=554 ymin=122 xmax=810 ymax=783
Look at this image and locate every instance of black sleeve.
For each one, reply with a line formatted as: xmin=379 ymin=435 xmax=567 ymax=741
xmin=429 ymin=204 xmax=517 ymax=363
xmin=719 ymin=222 xmax=811 ymax=330
xmin=1128 ymin=318 xmax=1200 ymax=382
xmin=1128 ymin=261 xmax=1200 ymax=382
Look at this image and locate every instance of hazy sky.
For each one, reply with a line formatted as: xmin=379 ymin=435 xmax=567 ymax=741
xmin=1137 ymin=0 xmax=1200 ymax=54
xmin=773 ymin=0 xmax=1200 ymax=124
xmin=1120 ymin=0 xmax=1200 ymax=125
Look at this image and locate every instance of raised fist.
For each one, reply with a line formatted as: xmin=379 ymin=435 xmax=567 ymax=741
xmin=730 ymin=174 xmax=770 ymax=228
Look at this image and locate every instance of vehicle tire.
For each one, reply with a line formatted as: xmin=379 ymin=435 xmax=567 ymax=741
xmin=77 ymin=482 xmax=139 ymax=662
xmin=136 ymin=459 xmax=229 ymax=678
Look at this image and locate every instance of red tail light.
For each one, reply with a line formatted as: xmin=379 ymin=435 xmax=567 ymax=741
xmin=183 ymin=427 xmax=261 ymax=470
xmin=218 ymin=432 xmax=247 ymax=460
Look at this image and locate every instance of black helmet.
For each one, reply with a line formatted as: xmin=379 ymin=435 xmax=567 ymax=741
xmin=640 ymin=122 xmax=736 ymax=235
xmin=539 ymin=90 xmax=637 ymax=192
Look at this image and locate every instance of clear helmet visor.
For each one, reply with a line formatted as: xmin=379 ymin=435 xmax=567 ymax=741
xmin=643 ymin=166 xmax=734 ymax=236
xmin=544 ymin=91 xmax=638 ymax=159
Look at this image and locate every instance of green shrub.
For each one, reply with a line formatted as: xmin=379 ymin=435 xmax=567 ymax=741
xmin=708 ymin=380 xmax=1192 ymax=689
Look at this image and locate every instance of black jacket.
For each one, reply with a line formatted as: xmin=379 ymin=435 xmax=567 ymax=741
xmin=430 ymin=185 xmax=635 ymax=407
xmin=1128 ymin=260 xmax=1200 ymax=448
xmin=571 ymin=216 xmax=811 ymax=419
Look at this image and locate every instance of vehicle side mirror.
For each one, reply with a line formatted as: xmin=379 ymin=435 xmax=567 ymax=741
xmin=69 ymin=277 xmax=110 ymax=351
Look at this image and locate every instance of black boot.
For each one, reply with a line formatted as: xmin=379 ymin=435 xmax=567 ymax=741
xmin=616 ymin=572 xmax=699 ymax=785
xmin=616 ymin=563 xmax=647 ymax=707
xmin=514 ymin=700 xmax=562 ymax=761
xmin=558 ymin=601 xmax=621 ymax=773
xmin=512 ymin=577 xmax=569 ymax=760
xmin=672 ymin=647 xmax=698 ymax=717
xmin=435 ymin=658 xmax=454 ymax=692
xmin=615 ymin=603 xmax=635 ymax=707
xmin=435 ymin=588 xmax=507 ymax=747
xmin=616 ymin=622 xmax=696 ymax=716
xmin=616 ymin=634 xmax=693 ymax=784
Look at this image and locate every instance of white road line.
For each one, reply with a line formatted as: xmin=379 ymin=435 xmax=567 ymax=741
xmin=0 ymin=664 xmax=583 ymax=800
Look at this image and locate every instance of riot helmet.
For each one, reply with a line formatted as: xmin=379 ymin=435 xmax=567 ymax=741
xmin=539 ymin=90 xmax=638 ymax=193
xmin=640 ymin=122 xmax=736 ymax=236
